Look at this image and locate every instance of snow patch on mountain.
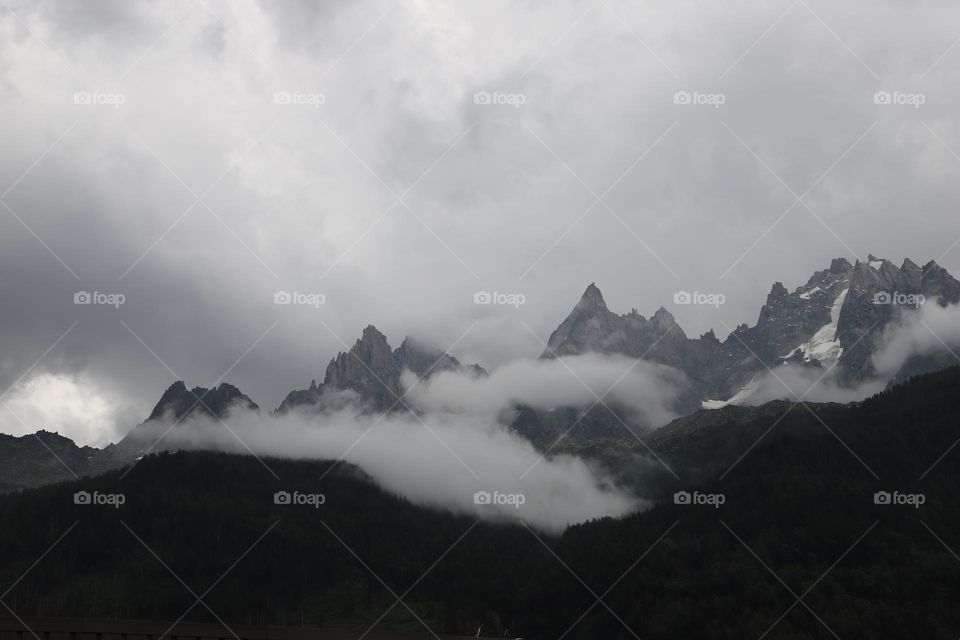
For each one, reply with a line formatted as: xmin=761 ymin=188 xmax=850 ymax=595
xmin=701 ymin=378 xmax=758 ymax=409
xmin=794 ymin=288 xmax=848 ymax=364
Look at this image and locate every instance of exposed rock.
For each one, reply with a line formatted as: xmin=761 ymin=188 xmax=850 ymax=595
xmin=536 ymin=255 xmax=960 ymax=427
xmin=148 ymin=381 xmax=259 ymax=421
xmin=277 ymin=327 xmax=486 ymax=413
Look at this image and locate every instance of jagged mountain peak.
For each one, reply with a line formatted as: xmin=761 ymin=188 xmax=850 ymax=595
xmin=767 ymin=281 xmax=789 ymax=300
xmin=830 ymin=257 xmax=853 ymax=274
xmin=278 ymin=327 xmax=485 ymax=413
xmin=358 ymin=324 xmax=390 ymax=347
xmin=148 ymin=380 xmax=189 ymax=419
xmin=902 ymin=257 xmax=920 ymax=272
xmin=539 ymin=256 xmax=960 ymax=410
xmin=577 ymin=282 xmax=607 ymax=312
xmin=542 ymin=283 xmax=692 ymax=361
xmin=652 ymin=306 xmax=675 ymax=329
xmin=147 ymin=380 xmax=258 ymax=422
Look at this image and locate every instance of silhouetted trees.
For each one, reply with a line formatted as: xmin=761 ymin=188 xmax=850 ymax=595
xmin=1 ymin=367 xmax=960 ymax=638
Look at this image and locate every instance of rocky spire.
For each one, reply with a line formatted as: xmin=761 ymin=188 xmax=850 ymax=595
xmin=148 ymin=381 xmax=258 ymax=422
xmin=577 ymin=282 xmax=607 ymax=312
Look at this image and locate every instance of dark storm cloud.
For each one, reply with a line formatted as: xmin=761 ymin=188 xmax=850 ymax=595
xmin=1 ymin=0 xmax=960 ymax=443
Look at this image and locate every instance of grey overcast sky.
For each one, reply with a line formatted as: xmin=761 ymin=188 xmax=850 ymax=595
xmin=1 ymin=0 xmax=960 ymax=444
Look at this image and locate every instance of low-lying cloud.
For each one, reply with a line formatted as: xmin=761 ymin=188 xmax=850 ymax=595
xmin=721 ymin=363 xmax=887 ymax=406
xmin=403 ymin=352 xmax=685 ymax=429
xmin=139 ymin=403 xmax=641 ymax=534
xmin=872 ymin=302 xmax=960 ymax=377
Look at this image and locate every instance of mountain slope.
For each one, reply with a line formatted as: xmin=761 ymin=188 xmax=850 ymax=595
xmin=3 ymin=368 xmax=960 ymax=638
xmin=0 ymin=430 xmax=126 ymax=492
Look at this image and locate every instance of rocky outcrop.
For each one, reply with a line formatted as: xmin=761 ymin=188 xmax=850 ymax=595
xmin=147 ymin=381 xmax=259 ymax=422
xmin=837 ymin=257 xmax=960 ymax=378
xmin=539 ymin=256 xmax=960 ymax=413
xmin=278 ymin=326 xmax=486 ymax=413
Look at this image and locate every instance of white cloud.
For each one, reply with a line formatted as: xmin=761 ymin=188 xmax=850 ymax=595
xmin=872 ymin=302 xmax=960 ymax=377
xmin=0 ymin=372 xmax=137 ymax=446
xmin=403 ymin=352 xmax=683 ymax=428
xmin=140 ymin=403 xmax=641 ymax=533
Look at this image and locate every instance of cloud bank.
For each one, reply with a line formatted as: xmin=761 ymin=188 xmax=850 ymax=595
xmin=119 ymin=352 xmax=692 ymax=532
xmin=403 ymin=352 xmax=685 ymax=428
xmin=141 ymin=403 xmax=640 ymax=534
xmin=872 ymin=302 xmax=960 ymax=377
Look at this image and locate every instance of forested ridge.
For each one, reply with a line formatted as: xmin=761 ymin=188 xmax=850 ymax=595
xmin=2 ymin=368 xmax=960 ymax=639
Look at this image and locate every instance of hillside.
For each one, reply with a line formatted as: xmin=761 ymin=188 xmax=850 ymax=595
xmin=2 ymin=368 xmax=960 ymax=638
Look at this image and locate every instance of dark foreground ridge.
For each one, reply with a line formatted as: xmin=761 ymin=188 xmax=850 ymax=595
xmin=2 ymin=367 xmax=960 ymax=638
xmin=0 ymin=617 xmax=480 ymax=640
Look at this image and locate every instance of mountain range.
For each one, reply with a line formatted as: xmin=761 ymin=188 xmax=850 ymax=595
xmin=544 ymin=256 xmax=959 ymax=403
xmin=158 ymin=254 xmax=960 ymax=419
xmin=2 ymin=255 xmax=959 ymax=492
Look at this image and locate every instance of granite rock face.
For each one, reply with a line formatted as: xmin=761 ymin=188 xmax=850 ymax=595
xmin=539 ymin=256 xmax=960 ymax=407
xmin=837 ymin=257 xmax=960 ymax=378
xmin=278 ymin=326 xmax=486 ymax=413
xmin=147 ymin=381 xmax=259 ymax=421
